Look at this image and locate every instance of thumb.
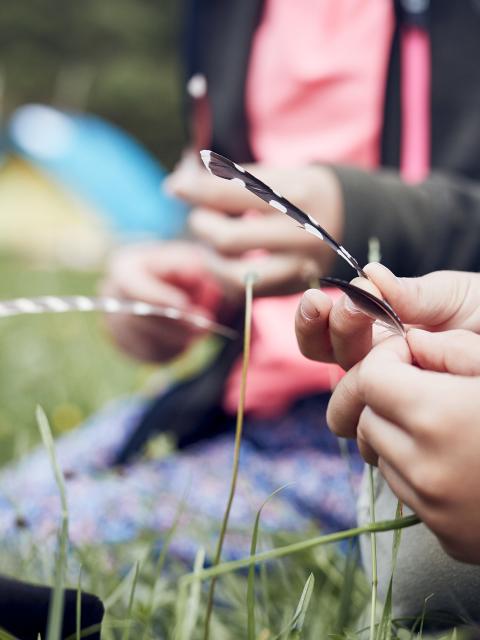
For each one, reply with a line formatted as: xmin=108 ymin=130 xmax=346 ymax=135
xmin=407 ymin=328 xmax=480 ymax=376
xmin=363 ymin=264 xmax=473 ymax=329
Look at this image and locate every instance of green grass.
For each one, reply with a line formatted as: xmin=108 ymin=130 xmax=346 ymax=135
xmin=0 ymin=252 xmax=147 ymax=464
xmin=0 ymin=253 xmax=471 ymax=639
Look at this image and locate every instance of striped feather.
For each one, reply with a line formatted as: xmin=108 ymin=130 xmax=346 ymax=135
xmin=0 ymin=296 xmax=237 ymax=339
xmin=200 ymin=150 xmax=366 ymax=278
xmin=320 ymin=277 xmax=405 ymax=336
xmin=200 ymin=150 xmax=404 ymax=335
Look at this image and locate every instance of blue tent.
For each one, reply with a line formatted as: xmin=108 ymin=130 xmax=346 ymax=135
xmin=7 ymin=104 xmax=189 ymax=240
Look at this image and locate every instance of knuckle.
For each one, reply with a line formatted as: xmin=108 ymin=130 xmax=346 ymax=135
xmin=410 ymin=405 xmax=438 ymax=440
xmin=356 ymin=415 xmax=370 ymax=443
xmin=326 ymin=384 xmax=358 ymax=438
xmin=357 ymin=357 xmax=375 ymax=395
xmin=439 ymin=541 xmax=468 ymax=563
xmin=408 ymin=463 xmax=446 ymax=503
xmin=421 ymin=509 xmax=462 ymax=557
xmin=409 ymin=465 xmax=433 ymax=497
xmin=192 ymin=221 xmax=237 ymax=255
xmin=214 ymin=232 xmax=238 ymax=255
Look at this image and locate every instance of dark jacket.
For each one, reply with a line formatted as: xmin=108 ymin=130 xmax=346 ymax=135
xmin=186 ymin=0 xmax=480 ymax=278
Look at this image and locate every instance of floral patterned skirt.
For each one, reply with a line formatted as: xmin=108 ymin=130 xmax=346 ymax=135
xmin=0 ymin=393 xmax=363 ymax=561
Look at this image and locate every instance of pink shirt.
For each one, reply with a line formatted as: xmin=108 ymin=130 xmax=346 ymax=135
xmin=247 ymin=0 xmax=394 ymax=167
xmin=223 ymin=0 xmax=394 ymax=417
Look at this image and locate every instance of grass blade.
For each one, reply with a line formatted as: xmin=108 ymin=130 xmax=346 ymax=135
xmin=175 ymin=547 xmax=206 ymax=640
xmin=0 ymin=628 xmax=20 ymax=640
xmin=289 ymin=572 xmax=315 ymax=636
xmin=247 ymin=485 xmax=293 ymax=640
xmin=416 ymin=594 xmax=434 ymax=638
xmin=203 ymin=271 xmax=256 ymax=640
xmin=76 ymin=567 xmax=82 ymax=640
xmin=121 ymin=560 xmax=140 ymax=640
xmin=335 ymin=542 xmax=361 ymax=632
xmin=64 ymin=623 xmax=103 ymax=640
xmin=377 ymin=500 xmax=404 ymax=640
xmin=36 ymin=406 xmax=69 ymax=640
xmin=104 ymin=558 xmax=144 ymax=612
xmin=181 ymin=514 xmax=420 ymax=585
xmin=142 ymin=491 xmax=189 ymax=640
xmin=368 ymin=466 xmax=378 ymax=640
xmin=272 ymin=573 xmax=315 ymax=640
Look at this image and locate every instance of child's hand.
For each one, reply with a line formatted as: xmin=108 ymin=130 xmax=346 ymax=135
xmin=100 ymin=242 xmax=222 ymax=362
xmin=327 ymin=329 xmax=480 ymax=564
xmin=166 ymin=159 xmax=343 ymax=296
xmin=295 ymin=264 xmax=480 ymax=371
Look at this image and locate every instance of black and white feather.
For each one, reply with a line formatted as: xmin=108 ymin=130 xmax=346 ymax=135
xmin=320 ymin=277 xmax=405 ymax=336
xmin=201 ymin=149 xmax=366 ymax=278
xmin=200 ymin=150 xmax=404 ymax=335
xmin=0 ymin=295 xmax=237 ymax=339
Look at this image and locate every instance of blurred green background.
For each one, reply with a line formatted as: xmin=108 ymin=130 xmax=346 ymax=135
xmin=0 ymin=0 xmax=189 ymax=463
xmin=0 ymin=0 xmax=186 ymax=167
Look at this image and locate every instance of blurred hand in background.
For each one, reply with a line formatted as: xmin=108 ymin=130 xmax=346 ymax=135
xmin=102 ymin=156 xmax=345 ymax=363
xmin=166 ymin=154 xmax=344 ymax=297
xmin=100 ymin=241 xmax=222 ymax=362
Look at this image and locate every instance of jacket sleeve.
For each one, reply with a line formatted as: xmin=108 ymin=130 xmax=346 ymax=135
xmin=329 ymin=165 xmax=480 ymax=279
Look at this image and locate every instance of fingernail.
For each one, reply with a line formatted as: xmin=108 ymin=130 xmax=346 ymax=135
xmin=367 ymin=262 xmax=401 ymax=284
xmin=406 ymin=327 xmax=428 ymax=344
xmin=300 ymin=293 xmax=320 ymax=320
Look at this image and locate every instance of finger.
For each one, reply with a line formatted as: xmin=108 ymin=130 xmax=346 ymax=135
xmin=101 ymin=273 xmax=209 ymax=348
xmin=357 ymin=407 xmax=415 ymax=468
xmin=295 ymin=289 xmax=335 ymax=362
xmin=407 ymin=328 xmax=480 ymax=376
xmin=377 ymin=459 xmax=422 ymax=517
xmin=189 ymin=207 xmax=320 ymax=257
xmin=326 ymin=360 xmax=364 ymax=438
xmin=357 ymin=339 xmax=480 ymax=432
xmin=357 ymin=438 xmax=379 ymax=466
xmin=328 ymin=275 xmax=381 ymax=370
xmin=327 ymin=337 xmax=410 ymax=438
xmin=100 ymin=276 xmax=188 ymax=309
xmin=204 ymin=251 xmax=320 ymax=299
xmin=104 ymin=242 xmax=221 ymax=312
xmin=363 ymin=263 xmax=475 ymax=330
xmin=167 ymin=162 xmax=327 ymax=216
xmin=103 ymin=314 xmax=196 ymax=362
xmin=166 ymin=164 xmax=272 ymax=214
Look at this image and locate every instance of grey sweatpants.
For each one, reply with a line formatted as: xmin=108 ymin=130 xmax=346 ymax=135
xmin=357 ymin=467 xmax=480 ymax=629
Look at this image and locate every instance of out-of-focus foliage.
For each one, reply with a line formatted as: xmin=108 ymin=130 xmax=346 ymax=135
xmin=0 ymin=0 xmax=186 ymax=167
